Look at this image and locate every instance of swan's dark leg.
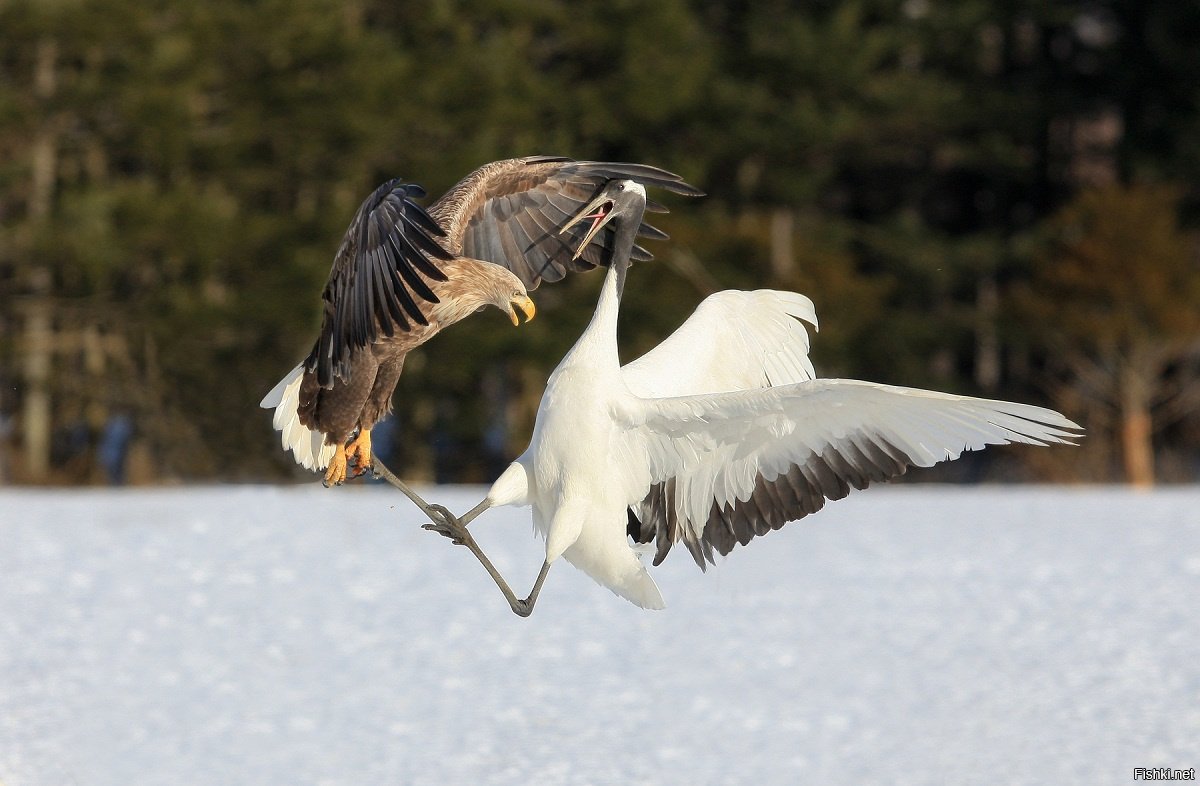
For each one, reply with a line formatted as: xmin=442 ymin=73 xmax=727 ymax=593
xmin=422 ymin=504 xmax=551 ymax=618
xmin=370 ymin=457 xmax=447 ymax=521
xmin=373 ymin=457 xmax=547 ymax=616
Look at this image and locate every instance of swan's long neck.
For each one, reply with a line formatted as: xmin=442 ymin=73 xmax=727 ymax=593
xmin=569 ymin=221 xmax=636 ymax=368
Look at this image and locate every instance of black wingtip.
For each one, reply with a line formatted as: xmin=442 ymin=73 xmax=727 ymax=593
xmin=401 ymin=194 xmax=450 ymax=240
xmin=637 ymin=223 xmax=670 ymax=242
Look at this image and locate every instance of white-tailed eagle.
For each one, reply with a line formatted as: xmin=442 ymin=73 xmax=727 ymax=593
xmin=261 ymin=156 xmax=701 ymax=485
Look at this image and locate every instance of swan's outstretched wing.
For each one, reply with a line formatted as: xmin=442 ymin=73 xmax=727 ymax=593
xmin=430 ymin=156 xmax=702 ymax=290
xmin=622 ymin=290 xmax=819 ymax=398
xmin=622 ymin=289 xmax=817 ymax=551
xmin=617 ymin=380 xmax=1082 ymax=569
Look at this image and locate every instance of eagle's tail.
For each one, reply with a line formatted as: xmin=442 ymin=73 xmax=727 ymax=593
xmin=259 ymin=364 xmax=335 ymax=471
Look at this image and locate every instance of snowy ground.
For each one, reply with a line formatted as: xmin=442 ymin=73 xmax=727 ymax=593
xmin=1 ymin=484 xmax=1197 ymax=786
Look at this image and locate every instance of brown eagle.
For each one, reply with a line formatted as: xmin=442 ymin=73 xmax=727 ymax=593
xmin=261 ymin=156 xmax=702 ymax=485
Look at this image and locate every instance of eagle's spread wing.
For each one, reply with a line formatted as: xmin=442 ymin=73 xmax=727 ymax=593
xmin=429 ymin=156 xmax=703 ymax=289
xmin=307 ymin=180 xmax=452 ymax=387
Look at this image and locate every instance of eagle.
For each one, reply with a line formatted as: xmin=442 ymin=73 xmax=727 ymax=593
xmin=260 ymin=156 xmax=702 ymax=485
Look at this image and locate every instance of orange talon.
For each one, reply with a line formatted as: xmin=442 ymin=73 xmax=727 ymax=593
xmin=324 ymin=444 xmax=349 ymax=486
xmin=345 ymin=429 xmax=373 ymax=477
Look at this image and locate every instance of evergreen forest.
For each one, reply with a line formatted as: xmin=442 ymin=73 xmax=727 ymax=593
xmin=2 ymin=0 xmax=1198 ymax=485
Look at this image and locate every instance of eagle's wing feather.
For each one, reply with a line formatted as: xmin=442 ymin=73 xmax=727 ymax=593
xmin=307 ymin=180 xmax=452 ymax=387
xmin=430 ymin=156 xmax=701 ymax=290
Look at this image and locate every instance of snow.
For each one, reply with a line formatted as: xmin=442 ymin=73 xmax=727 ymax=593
xmin=1 ymin=484 xmax=1198 ymax=786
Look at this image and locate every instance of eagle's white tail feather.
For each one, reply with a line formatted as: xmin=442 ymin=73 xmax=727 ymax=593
xmin=310 ymin=430 xmax=326 ymax=468
xmin=260 ymin=364 xmax=336 ymax=471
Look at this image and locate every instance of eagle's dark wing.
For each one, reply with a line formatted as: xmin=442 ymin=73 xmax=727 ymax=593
xmin=306 ymin=179 xmax=452 ymax=387
xmin=429 ymin=156 xmax=703 ymax=290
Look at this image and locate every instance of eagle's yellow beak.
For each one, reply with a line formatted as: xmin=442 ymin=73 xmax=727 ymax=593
xmin=509 ymin=294 xmax=536 ymax=326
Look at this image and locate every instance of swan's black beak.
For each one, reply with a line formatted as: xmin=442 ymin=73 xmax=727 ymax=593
xmin=560 ymin=191 xmax=617 ymax=260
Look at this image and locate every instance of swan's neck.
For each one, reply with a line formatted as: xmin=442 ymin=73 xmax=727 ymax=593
xmin=570 ymin=230 xmax=632 ymax=368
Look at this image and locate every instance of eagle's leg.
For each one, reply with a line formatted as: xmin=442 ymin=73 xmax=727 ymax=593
xmin=345 ymin=429 xmax=372 ymax=476
xmin=324 ymin=443 xmax=349 ymax=487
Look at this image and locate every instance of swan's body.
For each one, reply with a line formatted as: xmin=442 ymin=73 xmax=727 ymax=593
xmin=430 ymin=179 xmax=1082 ymax=614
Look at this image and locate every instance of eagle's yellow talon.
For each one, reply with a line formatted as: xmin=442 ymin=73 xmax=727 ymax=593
xmin=324 ymin=444 xmax=349 ymax=486
xmin=345 ymin=430 xmax=373 ymax=474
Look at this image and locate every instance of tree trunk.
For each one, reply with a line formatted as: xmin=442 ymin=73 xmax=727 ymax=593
xmin=22 ymin=295 xmax=52 ymax=481
xmin=974 ymin=274 xmax=1000 ymax=391
xmin=30 ymin=38 xmax=58 ymax=221
xmin=1118 ymin=366 xmax=1155 ymax=488
xmin=22 ymin=38 xmax=59 ymax=481
xmin=768 ymin=208 xmax=795 ymax=281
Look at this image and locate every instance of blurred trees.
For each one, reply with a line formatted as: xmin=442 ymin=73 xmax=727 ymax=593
xmin=0 ymin=0 xmax=1197 ymax=484
xmin=1023 ymin=184 xmax=1200 ymax=486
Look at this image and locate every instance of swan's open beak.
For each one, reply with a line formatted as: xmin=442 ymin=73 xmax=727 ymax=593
xmin=509 ymin=294 xmax=536 ymax=326
xmin=560 ymin=191 xmax=616 ymax=260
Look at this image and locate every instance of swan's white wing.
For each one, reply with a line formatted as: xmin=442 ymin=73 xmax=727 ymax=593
xmin=621 ymin=290 xmax=818 ymax=398
xmin=616 ymin=379 xmax=1082 ymax=569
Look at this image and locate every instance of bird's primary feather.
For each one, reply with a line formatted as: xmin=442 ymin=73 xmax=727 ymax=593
xmin=310 ymin=180 xmax=453 ymax=389
xmin=621 ymin=376 xmax=1080 ymax=569
xmin=432 ymin=157 xmax=702 ymax=290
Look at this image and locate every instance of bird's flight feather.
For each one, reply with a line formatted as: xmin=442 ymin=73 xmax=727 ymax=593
xmin=622 ymin=290 xmax=819 ymax=398
xmin=431 ymin=157 xmax=703 ymax=290
xmin=308 ymin=180 xmax=452 ymax=388
xmin=622 ymin=374 xmax=1081 ymax=569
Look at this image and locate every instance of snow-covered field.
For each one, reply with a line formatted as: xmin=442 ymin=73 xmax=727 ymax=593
xmin=1 ymin=484 xmax=1197 ymax=786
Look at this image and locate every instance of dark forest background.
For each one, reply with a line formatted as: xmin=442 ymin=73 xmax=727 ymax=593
xmin=2 ymin=0 xmax=1198 ymax=487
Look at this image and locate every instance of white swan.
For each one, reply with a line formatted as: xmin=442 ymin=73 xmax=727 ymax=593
xmin=420 ymin=180 xmax=1082 ymax=615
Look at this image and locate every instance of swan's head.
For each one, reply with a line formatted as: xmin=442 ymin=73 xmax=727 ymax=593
xmin=559 ymin=179 xmax=648 ymax=260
